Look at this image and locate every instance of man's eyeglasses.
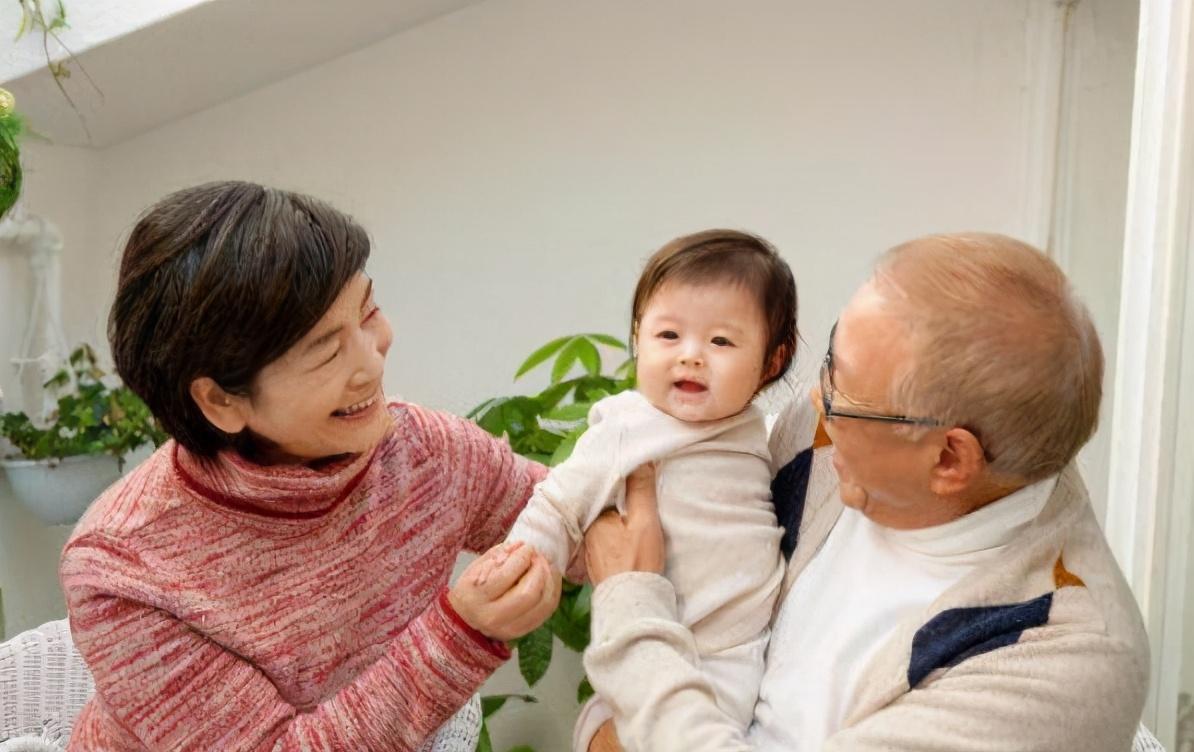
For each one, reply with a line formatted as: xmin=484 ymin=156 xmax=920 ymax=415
xmin=819 ymin=323 xmax=941 ymax=427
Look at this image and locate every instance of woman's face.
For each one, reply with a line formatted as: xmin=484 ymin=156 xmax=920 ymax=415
xmin=238 ymin=272 xmax=394 ymax=463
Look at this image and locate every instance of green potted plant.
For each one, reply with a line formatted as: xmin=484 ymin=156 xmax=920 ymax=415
xmin=0 ymin=344 xmax=167 ymax=525
xmin=467 ymin=333 xmax=635 ymax=752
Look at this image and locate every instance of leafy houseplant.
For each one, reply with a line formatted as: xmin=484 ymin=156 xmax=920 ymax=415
xmin=0 ymin=344 xmax=166 ymax=525
xmin=467 ymin=333 xmax=635 ymax=752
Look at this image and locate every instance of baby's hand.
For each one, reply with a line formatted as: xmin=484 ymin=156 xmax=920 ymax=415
xmin=449 ymin=541 xmax=561 ymax=641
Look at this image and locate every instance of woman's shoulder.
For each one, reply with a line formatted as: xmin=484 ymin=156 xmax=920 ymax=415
xmin=382 ymin=398 xmax=489 ymax=462
xmin=66 ymin=443 xmax=187 ymax=551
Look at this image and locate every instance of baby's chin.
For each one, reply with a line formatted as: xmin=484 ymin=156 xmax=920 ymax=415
xmin=645 ymin=393 xmax=748 ymax=424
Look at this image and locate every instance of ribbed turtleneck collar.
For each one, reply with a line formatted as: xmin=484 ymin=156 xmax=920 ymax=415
xmin=172 ymin=441 xmax=376 ymax=520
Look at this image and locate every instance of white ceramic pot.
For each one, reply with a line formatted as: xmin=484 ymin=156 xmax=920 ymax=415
xmin=0 ymin=454 xmax=123 ymax=526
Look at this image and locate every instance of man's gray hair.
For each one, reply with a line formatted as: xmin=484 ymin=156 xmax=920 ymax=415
xmin=875 ymin=233 xmax=1103 ymax=483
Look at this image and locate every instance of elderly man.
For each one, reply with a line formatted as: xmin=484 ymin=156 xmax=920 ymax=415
xmin=582 ymin=233 xmax=1150 ymax=752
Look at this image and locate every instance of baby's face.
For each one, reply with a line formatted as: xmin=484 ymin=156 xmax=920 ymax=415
xmin=635 ymin=281 xmax=769 ymax=423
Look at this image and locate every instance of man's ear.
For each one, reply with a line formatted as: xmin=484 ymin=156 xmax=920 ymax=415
xmin=928 ymin=427 xmax=986 ymax=497
xmin=189 ymin=377 xmax=249 ymax=435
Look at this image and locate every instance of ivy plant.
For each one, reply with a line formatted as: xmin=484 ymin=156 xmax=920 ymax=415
xmin=467 ymin=333 xmax=635 ymax=752
xmin=0 ymin=344 xmax=167 ymax=468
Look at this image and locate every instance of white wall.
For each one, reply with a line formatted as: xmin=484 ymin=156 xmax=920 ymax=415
xmin=1055 ymin=0 xmax=1140 ymax=524
xmin=1 ymin=0 xmax=1141 ymax=747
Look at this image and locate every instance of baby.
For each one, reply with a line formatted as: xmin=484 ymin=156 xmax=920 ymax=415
xmin=504 ymin=229 xmax=797 ymax=749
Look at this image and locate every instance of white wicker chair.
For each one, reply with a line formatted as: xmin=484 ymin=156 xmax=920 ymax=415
xmin=1135 ymin=722 xmax=1167 ymax=752
xmin=0 ymin=619 xmax=481 ymax=751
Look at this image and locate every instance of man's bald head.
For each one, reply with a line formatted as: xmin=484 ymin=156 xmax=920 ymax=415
xmin=872 ymin=233 xmax=1103 ymax=483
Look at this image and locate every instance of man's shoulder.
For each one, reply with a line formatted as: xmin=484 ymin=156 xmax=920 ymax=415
xmin=908 ymin=468 xmax=1149 ymax=691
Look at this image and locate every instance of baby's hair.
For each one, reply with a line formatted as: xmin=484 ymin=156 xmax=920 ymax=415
xmin=631 ymin=229 xmax=798 ymax=386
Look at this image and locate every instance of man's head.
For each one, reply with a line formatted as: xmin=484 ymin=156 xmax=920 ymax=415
xmin=815 ymin=232 xmax=1103 ymax=529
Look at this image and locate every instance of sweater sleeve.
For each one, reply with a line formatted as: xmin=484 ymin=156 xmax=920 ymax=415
xmin=585 ymin=574 xmax=1149 ymax=752
xmin=62 ymin=536 xmax=509 ymax=752
xmin=405 ymin=404 xmax=547 ymax=553
xmin=822 ymin=628 xmax=1147 ymax=752
xmin=584 ymin=573 xmax=754 ymax=752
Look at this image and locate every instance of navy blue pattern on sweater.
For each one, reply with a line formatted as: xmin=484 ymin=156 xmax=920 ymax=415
xmin=771 ymin=447 xmax=813 ymax=560
xmin=907 ymin=592 xmax=1054 ymax=687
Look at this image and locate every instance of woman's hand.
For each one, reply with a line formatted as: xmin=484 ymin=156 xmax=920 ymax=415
xmin=449 ymin=541 xmax=561 ymax=641
xmin=583 ymin=464 xmax=665 ymax=584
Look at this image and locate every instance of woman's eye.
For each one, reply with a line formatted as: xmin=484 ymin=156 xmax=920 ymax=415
xmin=657 ymin=330 xmax=678 ymax=340
xmin=712 ymin=336 xmax=733 ymax=347
xmin=320 ymin=349 xmax=340 ymax=367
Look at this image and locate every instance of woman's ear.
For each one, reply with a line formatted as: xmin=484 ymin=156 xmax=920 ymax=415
xmin=189 ymin=377 xmax=249 ymax=435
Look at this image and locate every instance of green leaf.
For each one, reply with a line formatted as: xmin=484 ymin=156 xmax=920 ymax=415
xmin=506 ymin=747 xmax=536 ymax=752
xmin=515 ymin=336 xmax=571 ymax=380
xmin=466 ymin=398 xmax=498 ymax=420
xmin=516 ymin=625 xmax=553 ymax=687
xmin=550 ymin=338 xmax=583 ymax=385
xmin=574 ymin=337 xmax=601 ymax=376
xmin=577 ymin=676 xmax=595 ymax=704
xmin=542 ymin=402 xmax=591 ymax=422
xmin=42 ymin=369 xmax=69 ymax=390
xmin=572 ymin=584 xmax=592 ymax=622
xmin=548 ymin=425 xmax=587 ymax=466
xmin=535 ymin=380 xmax=575 ymax=411
xmin=481 ymin=693 xmax=537 ymax=718
xmin=476 ymin=721 xmax=492 ymax=752
xmin=548 ymin=608 xmax=589 ymax=653
xmin=474 ymin=397 xmax=543 ymax=441
xmin=585 ymin=333 xmax=627 ymax=350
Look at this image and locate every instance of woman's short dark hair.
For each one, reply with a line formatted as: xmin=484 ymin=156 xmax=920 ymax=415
xmin=631 ymin=229 xmax=798 ymax=387
xmin=108 ymin=181 xmax=371 ymax=456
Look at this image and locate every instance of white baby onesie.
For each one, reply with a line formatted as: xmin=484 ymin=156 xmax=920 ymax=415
xmin=505 ymin=389 xmax=785 ymax=748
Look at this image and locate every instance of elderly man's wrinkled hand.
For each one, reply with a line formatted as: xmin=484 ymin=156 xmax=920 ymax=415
xmin=449 ymin=541 xmax=561 ymax=641
xmin=588 ymin=720 xmax=624 ymax=752
xmin=583 ymin=464 xmax=665 ymax=584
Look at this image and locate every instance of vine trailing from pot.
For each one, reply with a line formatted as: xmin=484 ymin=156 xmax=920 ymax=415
xmin=13 ymin=0 xmax=103 ymax=143
xmin=466 ymin=332 xmax=635 ymax=752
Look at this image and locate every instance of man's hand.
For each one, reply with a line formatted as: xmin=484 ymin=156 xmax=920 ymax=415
xmin=584 ymin=464 xmax=665 ymax=584
xmin=449 ymin=541 xmax=561 ymax=641
xmin=588 ymin=720 xmax=624 ymax=752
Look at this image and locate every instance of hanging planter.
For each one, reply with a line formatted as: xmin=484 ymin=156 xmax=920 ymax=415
xmin=0 ymin=454 xmax=122 ymax=526
xmin=0 ymin=345 xmax=167 ymax=526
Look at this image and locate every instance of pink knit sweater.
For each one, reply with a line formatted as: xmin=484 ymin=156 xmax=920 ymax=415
xmin=60 ymin=401 xmax=545 ymax=751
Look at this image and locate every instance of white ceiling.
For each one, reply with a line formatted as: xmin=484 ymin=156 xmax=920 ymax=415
xmin=2 ymin=0 xmax=485 ymax=148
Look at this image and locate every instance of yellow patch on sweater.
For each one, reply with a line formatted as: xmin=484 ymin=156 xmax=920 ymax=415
xmin=813 ymin=419 xmax=833 ymax=449
xmin=1053 ymin=553 xmax=1086 ymax=589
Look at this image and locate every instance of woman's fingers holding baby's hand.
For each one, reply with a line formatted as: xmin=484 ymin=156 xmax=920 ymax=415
xmin=472 ymin=541 xmax=531 ymax=596
xmin=494 ymin=552 xmax=561 ymax=639
xmin=450 ymin=542 xmax=532 ymax=638
xmin=450 ymin=546 xmax=560 ymax=641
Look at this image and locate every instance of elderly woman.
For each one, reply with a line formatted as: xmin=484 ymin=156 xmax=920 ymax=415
xmin=59 ymin=181 xmax=559 ymax=751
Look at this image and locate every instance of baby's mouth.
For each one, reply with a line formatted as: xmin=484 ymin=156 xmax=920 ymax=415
xmin=674 ymin=380 xmax=708 ymax=393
